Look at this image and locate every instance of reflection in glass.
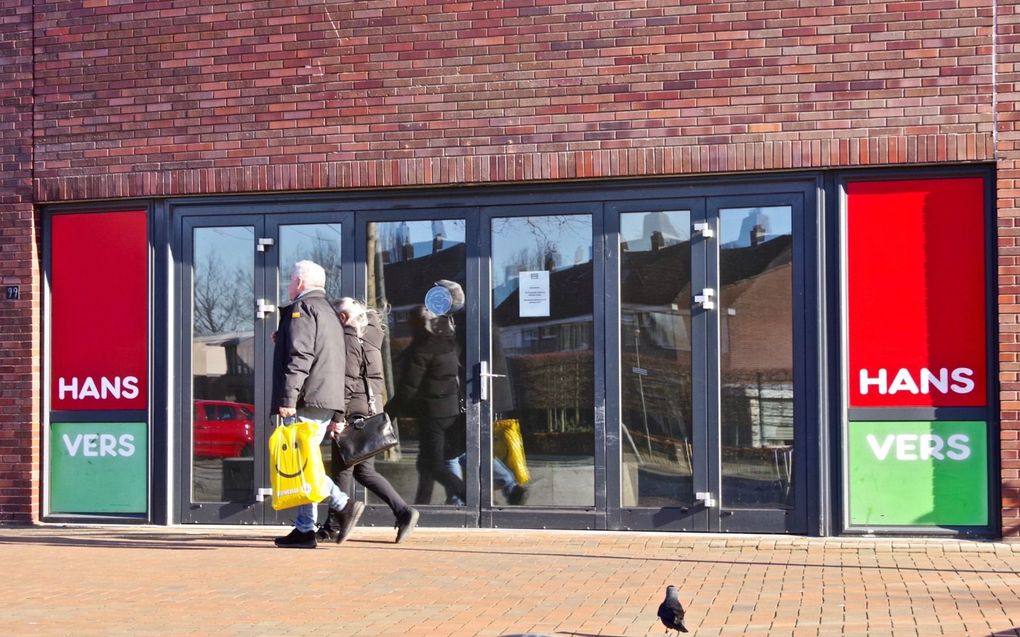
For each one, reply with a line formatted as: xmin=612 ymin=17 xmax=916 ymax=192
xmin=619 ymin=211 xmax=693 ymax=507
xmin=191 ymin=227 xmax=256 ymax=503
xmin=365 ymin=219 xmax=468 ymax=506
xmin=278 ymin=224 xmax=342 ymax=305
xmin=719 ymin=206 xmax=794 ymax=509
xmin=491 ymin=215 xmax=594 ymax=507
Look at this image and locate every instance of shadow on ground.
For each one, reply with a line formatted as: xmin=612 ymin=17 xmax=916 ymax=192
xmin=0 ymin=530 xmax=266 ymax=550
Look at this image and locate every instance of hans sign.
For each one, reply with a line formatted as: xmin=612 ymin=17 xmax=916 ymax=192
xmin=50 ymin=211 xmax=148 ymax=410
xmin=846 ymin=179 xmax=986 ymax=408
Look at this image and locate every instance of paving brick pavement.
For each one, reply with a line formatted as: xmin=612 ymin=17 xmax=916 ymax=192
xmin=2 ymin=525 xmax=1020 ymax=636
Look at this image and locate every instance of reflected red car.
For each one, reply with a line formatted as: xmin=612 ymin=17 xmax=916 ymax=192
xmin=193 ymin=400 xmax=255 ymax=459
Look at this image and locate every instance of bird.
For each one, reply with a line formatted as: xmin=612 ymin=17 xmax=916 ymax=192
xmin=657 ymin=585 xmax=688 ymax=634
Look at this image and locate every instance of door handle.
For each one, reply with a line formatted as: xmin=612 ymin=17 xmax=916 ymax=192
xmin=255 ymin=298 xmax=276 ymax=320
xmin=477 ymin=361 xmax=507 ymax=402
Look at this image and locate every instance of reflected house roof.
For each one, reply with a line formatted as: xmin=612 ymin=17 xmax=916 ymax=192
xmin=618 ymin=236 xmax=792 ymax=309
xmin=493 ymin=260 xmax=594 ymax=325
xmin=719 ymin=235 xmax=792 ymax=289
xmin=620 ymin=241 xmax=692 ymax=307
xmin=378 ymin=242 xmax=467 ymax=309
xmin=490 ymin=235 xmax=792 ymax=325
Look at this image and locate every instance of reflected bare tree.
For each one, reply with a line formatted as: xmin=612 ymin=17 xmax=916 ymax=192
xmin=194 ymin=252 xmax=252 ymax=336
xmin=279 ymin=225 xmax=343 ymax=302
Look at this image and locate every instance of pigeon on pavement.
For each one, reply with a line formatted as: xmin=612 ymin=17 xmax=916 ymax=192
xmin=657 ymin=584 xmax=688 ymax=634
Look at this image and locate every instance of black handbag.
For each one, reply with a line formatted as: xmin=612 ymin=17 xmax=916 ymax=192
xmin=335 ymin=339 xmax=398 ymax=470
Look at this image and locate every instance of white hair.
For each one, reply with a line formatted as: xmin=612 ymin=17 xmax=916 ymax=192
xmin=292 ymin=260 xmax=326 ymax=289
xmin=334 ymin=297 xmax=368 ymax=338
xmin=334 ymin=297 xmax=387 ymax=339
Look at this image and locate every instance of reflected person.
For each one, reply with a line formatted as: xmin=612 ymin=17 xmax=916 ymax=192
xmin=386 ymin=305 xmax=466 ymax=505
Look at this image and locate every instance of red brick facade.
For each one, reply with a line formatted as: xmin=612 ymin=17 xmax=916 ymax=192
xmin=5 ymin=1 xmax=1019 ymax=533
xmin=0 ymin=0 xmax=38 ymax=523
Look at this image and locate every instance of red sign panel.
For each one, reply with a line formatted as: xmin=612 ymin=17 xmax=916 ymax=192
xmin=51 ymin=211 xmax=148 ymax=410
xmin=847 ymin=178 xmax=986 ymax=408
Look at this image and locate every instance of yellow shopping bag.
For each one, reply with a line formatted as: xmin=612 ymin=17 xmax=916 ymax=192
xmin=494 ymin=418 xmax=530 ymax=486
xmin=268 ymin=418 xmax=331 ymax=511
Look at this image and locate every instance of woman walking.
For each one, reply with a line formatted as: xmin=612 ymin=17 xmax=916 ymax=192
xmin=320 ymin=298 xmax=420 ymax=544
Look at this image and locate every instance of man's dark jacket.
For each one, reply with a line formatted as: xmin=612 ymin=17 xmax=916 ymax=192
xmin=271 ymin=289 xmax=346 ymax=420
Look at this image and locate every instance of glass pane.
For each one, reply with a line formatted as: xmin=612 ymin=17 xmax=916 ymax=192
xmin=191 ymin=227 xmax=256 ymax=503
xmin=277 ymin=224 xmax=343 ymax=306
xmin=491 ymin=215 xmax=595 ymax=507
xmin=365 ymin=219 xmax=468 ymax=506
xmin=719 ymin=206 xmax=794 ymax=509
xmin=619 ymin=211 xmax=693 ymax=507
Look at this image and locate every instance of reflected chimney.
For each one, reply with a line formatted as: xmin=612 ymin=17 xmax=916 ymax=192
xmin=651 ymin=230 xmax=664 ymax=251
xmin=751 ymin=223 xmax=766 ymax=247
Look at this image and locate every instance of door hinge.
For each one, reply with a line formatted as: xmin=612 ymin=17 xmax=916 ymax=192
xmin=694 ymin=288 xmax=715 ymax=311
xmin=256 ymin=298 xmax=277 ymax=319
xmin=695 ymin=491 xmax=717 ymax=508
xmin=693 ymin=222 xmax=715 ymax=238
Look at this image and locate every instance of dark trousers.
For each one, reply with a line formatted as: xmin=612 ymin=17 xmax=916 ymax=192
xmin=331 ymin=444 xmax=409 ymax=521
xmin=414 ymin=415 xmax=466 ymax=505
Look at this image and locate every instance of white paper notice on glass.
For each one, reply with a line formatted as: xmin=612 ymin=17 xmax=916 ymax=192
xmin=519 ymin=270 xmax=550 ymax=317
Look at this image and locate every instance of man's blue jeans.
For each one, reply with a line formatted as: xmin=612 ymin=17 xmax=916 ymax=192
xmin=289 ymin=408 xmax=348 ymax=532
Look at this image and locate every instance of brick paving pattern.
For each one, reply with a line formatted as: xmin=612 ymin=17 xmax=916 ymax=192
xmin=2 ymin=526 xmax=1020 ymax=636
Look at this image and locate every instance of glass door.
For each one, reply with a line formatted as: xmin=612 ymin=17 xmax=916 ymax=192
xmin=708 ymin=194 xmax=807 ymax=533
xmin=480 ymin=203 xmax=605 ymax=530
xmin=610 ymin=200 xmax=708 ymax=531
xmin=356 ymin=211 xmax=478 ymax=529
xmin=180 ymin=216 xmax=265 ymax=523
xmin=179 ymin=213 xmax=351 ymax=524
xmin=611 ymin=188 xmax=812 ymax=534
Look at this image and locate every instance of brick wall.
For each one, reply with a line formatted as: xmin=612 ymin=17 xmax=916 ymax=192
xmin=999 ymin=0 xmax=1020 ymax=538
xmin=31 ymin=1 xmax=995 ymax=201
xmin=0 ymin=0 xmax=38 ymax=524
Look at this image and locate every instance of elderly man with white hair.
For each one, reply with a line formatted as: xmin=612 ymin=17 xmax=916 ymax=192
xmin=271 ymin=260 xmax=364 ymax=548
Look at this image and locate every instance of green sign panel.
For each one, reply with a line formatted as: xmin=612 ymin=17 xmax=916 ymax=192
xmin=49 ymin=422 xmax=148 ymax=514
xmin=848 ymin=420 xmax=987 ymax=526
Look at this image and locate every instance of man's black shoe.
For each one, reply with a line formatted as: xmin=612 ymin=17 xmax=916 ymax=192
xmin=274 ymin=528 xmax=317 ymax=549
xmin=395 ymin=507 xmax=419 ymax=544
xmin=335 ymin=500 xmax=365 ymax=544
